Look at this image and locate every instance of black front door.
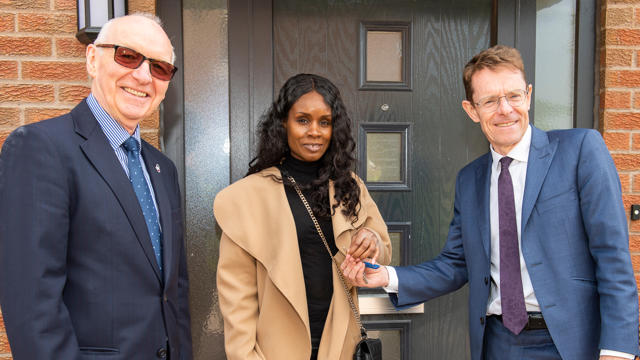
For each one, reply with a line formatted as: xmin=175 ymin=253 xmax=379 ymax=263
xmin=269 ymin=1 xmax=491 ymax=358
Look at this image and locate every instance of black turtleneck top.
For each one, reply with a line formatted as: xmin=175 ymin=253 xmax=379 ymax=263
xmin=279 ymin=154 xmax=339 ymax=359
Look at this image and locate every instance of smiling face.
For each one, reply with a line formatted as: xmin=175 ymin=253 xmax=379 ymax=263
xmin=283 ymin=91 xmax=333 ymax=162
xmin=86 ymin=16 xmax=174 ymax=134
xmin=462 ymin=66 xmax=532 ymax=155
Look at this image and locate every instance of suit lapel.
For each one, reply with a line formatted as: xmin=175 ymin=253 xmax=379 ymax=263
xmin=141 ymin=144 xmax=173 ymax=285
xmin=475 ymin=154 xmax=492 ymax=260
xmin=73 ymin=101 xmax=163 ymax=283
xmin=521 ymin=126 xmax=558 ymax=231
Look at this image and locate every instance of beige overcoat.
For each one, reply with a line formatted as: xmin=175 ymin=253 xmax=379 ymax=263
xmin=214 ymin=167 xmax=391 ymax=360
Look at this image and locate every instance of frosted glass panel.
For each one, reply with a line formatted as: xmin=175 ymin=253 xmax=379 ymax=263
xmin=368 ymin=330 xmax=401 ymax=360
xmin=366 ymin=31 xmax=403 ymax=82
xmin=534 ymin=0 xmax=575 ymax=130
xmin=366 ymin=132 xmax=402 ymax=182
xmin=389 ymin=232 xmax=401 ymax=266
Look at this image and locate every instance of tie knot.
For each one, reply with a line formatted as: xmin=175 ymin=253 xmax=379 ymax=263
xmin=122 ymin=137 xmax=139 ymax=154
xmin=500 ymin=156 xmax=513 ymax=170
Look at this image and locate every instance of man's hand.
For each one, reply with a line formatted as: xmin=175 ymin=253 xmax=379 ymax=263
xmin=340 ymin=254 xmax=389 ymax=288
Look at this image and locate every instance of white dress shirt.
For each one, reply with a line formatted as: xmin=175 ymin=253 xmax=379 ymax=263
xmin=384 ymin=125 xmax=633 ymax=359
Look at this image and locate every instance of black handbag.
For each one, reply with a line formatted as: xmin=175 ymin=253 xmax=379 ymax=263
xmin=353 ymin=330 xmax=383 ymax=360
xmin=287 ymin=175 xmax=383 ymax=360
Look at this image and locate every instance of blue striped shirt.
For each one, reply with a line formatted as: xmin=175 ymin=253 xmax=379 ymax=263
xmin=86 ymin=94 xmax=161 ymax=223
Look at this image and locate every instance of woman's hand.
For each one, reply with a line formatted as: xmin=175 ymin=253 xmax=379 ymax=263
xmin=346 ymin=227 xmax=379 ymax=261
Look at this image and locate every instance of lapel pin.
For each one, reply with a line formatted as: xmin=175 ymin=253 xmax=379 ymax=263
xmin=155 ymin=164 xmax=161 ymax=173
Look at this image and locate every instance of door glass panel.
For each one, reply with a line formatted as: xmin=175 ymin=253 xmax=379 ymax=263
xmin=389 ymin=231 xmax=402 ymax=266
xmin=366 ymin=31 xmax=403 ymax=82
xmin=366 ymin=132 xmax=402 ymax=182
xmin=367 ymin=330 xmax=402 ymax=360
xmin=534 ymin=0 xmax=576 ymax=130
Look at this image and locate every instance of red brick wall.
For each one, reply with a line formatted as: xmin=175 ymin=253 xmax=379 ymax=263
xmin=600 ymin=0 xmax=640 ymax=309
xmin=0 ymin=0 xmax=156 ymax=358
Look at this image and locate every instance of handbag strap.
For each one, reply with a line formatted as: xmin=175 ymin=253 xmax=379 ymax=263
xmin=286 ymin=175 xmax=368 ymax=339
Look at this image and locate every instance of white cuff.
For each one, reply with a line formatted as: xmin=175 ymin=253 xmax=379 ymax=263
xmin=382 ymin=266 xmax=398 ymax=293
xmin=599 ymin=349 xmax=635 ymax=359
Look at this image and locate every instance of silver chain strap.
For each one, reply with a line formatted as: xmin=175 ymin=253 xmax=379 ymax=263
xmin=287 ymin=175 xmax=367 ymax=338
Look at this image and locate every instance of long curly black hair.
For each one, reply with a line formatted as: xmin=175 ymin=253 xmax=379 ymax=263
xmin=247 ymin=73 xmax=360 ymax=220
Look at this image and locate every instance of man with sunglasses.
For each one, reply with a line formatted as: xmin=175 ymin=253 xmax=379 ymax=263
xmin=0 ymin=13 xmax=192 ymax=359
xmin=343 ymin=45 xmax=639 ymax=360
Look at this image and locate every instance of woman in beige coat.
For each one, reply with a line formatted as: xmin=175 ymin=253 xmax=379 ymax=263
xmin=215 ymin=74 xmax=391 ymax=360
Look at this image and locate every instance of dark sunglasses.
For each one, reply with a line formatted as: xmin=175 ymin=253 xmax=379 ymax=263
xmin=95 ymin=44 xmax=177 ymax=81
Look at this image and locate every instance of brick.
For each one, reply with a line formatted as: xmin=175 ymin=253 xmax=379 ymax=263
xmin=59 ymin=85 xmax=90 ymax=104
xmin=623 ymin=194 xmax=640 ymax=211
xmin=56 ymin=38 xmax=86 ymax=58
xmin=0 ymin=36 xmax=51 ymax=56
xmin=633 ymin=133 xmax=640 ymax=150
xmin=604 ymin=131 xmax=631 ymax=150
xmin=602 ymin=48 xmax=633 ymax=67
xmin=601 ymin=90 xmax=631 ymax=109
xmin=0 ymin=309 xmax=4 ymax=330
xmin=0 ymin=84 xmax=54 ymax=103
xmin=604 ymin=112 xmax=640 ymax=130
xmin=128 ymin=0 xmax=155 ymax=14
xmin=634 ymin=173 xmax=640 ymax=192
xmin=0 ymin=0 xmax=48 ymax=10
xmin=604 ymin=70 xmax=640 ymax=87
xmin=605 ymin=7 xmax=634 ymax=27
xmin=0 ymin=13 xmax=14 ymax=32
xmin=25 ymin=108 xmax=70 ymax=124
xmin=605 ymin=29 xmax=640 ymax=46
xmin=141 ymin=131 xmax=159 ymax=150
xmin=55 ymin=0 xmax=75 ymax=10
xmin=613 ymin=154 xmax=640 ymax=171
xmin=0 ymin=107 xmax=20 ymax=126
xmin=634 ymin=92 xmax=640 ymax=109
xmin=18 ymin=13 xmax=76 ymax=35
xmin=636 ymin=7 xmax=640 ymax=26
xmin=141 ymin=110 xmax=159 ymax=129
xmin=633 ymin=254 xmax=640 ymax=272
xmin=0 ymin=332 xmax=10 ymax=355
xmin=621 ymin=172 xmax=631 ymax=192
xmin=0 ymin=131 xmax=10 ymax=153
xmin=0 ymin=61 xmax=17 ymax=79
xmin=22 ymin=61 xmax=88 ymax=81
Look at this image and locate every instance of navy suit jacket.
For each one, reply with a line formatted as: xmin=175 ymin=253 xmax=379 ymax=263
xmin=391 ymin=126 xmax=639 ymax=360
xmin=0 ymin=100 xmax=192 ymax=359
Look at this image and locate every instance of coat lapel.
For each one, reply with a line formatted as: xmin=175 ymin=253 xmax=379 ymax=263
xmin=475 ymin=154 xmax=492 ymax=260
xmin=215 ymin=167 xmax=310 ymax=332
xmin=329 ymin=179 xmax=368 ymax=256
xmin=521 ymin=126 xmax=558 ymax=231
xmin=141 ymin=144 xmax=173 ymax=285
xmin=73 ymin=101 xmax=163 ymax=283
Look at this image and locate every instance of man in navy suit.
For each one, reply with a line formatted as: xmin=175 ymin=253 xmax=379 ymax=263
xmin=0 ymin=14 xmax=192 ymax=359
xmin=343 ymin=45 xmax=639 ymax=359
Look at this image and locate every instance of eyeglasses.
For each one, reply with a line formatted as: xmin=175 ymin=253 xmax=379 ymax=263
xmin=474 ymin=89 xmax=528 ymax=113
xmin=95 ymin=44 xmax=177 ymax=81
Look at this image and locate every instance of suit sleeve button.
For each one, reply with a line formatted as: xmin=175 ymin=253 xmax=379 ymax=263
xmin=157 ymin=347 xmax=168 ymax=358
xmin=163 ymin=294 xmax=168 ymax=302
xmin=484 ymin=277 xmax=489 ymax=285
xmin=480 ymin=317 xmax=485 ymax=325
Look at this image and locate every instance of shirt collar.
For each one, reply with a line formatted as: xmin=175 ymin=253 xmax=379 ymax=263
xmin=87 ymin=93 xmax=141 ymax=152
xmin=490 ymin=125 xmax=531 ymax=168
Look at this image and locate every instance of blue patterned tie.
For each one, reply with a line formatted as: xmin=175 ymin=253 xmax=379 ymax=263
xmin=498 ymin=156 xmax=527 ymax=334
xmin=122 ymin=137 xmax=163 ymax=273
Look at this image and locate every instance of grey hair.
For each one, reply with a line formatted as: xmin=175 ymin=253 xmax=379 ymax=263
xmin=94 ymin=13 xmax=176 ymax=64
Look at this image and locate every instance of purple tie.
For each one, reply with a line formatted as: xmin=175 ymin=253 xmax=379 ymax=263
xmin=498 ymin=156 xmax=528 ymax=335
